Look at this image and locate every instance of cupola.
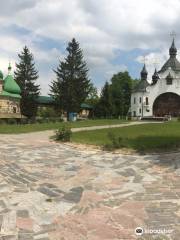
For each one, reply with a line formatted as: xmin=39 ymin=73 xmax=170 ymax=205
xmin=141 ymin=64 xmax=148 ymax=81
xmin=169 ymin=38 xmax=177 ymax=57
xmin=3 ymin=64 xmax=21 ymax=94
xmin=152 ymin=68 xmax=159 ymax=85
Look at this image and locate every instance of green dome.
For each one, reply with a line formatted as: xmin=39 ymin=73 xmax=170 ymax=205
xmin=0 ymin=70 xmax=3 ymax=80
xmin=4 ymin=75 xmax=21 ymax=94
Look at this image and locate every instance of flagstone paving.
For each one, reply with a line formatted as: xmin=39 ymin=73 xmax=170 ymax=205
xmin=0 ymin=132 xmax=180 ymax=239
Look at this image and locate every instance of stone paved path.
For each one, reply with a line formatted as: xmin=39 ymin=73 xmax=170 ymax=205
xmin=0 ymin=131 xmax=180 ymax=239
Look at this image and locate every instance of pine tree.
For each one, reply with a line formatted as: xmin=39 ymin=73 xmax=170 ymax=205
xmin=95 ymin=82 xmax=112 ymax=118
xmin=50 ymin=38 xmax=91 ymax=119
xmin=14 ymin=46 xmax=40 ymax=119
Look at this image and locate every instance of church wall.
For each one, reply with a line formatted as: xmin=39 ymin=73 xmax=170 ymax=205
xmin=146 ymin=72 xmax=180 ymax=117
xmin=131 ymin=92 xmax=148 ymax=118
xmin=131 ymin=69 xmax=180 ymax=118
xmin=0 ymin=98 xmax=20 ymax=114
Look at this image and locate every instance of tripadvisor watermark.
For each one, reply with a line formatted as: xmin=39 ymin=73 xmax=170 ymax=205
xmin=135 ymin=227 xmax=173 ymax=236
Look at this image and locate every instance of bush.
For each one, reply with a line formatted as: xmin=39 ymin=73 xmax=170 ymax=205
xmin=7 ymin=118 xmax=17 ymax=125
xmin=0 ymin=119 xmax=7 ymax=124
xmin=54 ymin=125 xmax=72 ymax=142
xmin=103 ymin=131 xmax=125 ymax=150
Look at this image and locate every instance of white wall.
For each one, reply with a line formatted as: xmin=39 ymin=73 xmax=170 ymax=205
xmin=131 ymin=68 xmax=180 ymax=117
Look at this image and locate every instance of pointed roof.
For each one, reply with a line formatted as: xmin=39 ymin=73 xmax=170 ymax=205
xmin=159 ymin=38 xmax=180 ymax=73
xmin=169 ymin=38 xmax=177 ymax=57
xmin=133 ymin=64 xmax=149 ymax=92
xmin=133 ymin=79 xmax=149 ymax=93
xmin=152 ymin=68 xmax=159 ymax=81
xmin=166 ymin=72 xmax=173 ymax=79
xmin=140 ymin=64 xmax=148 ymax=80
xmin=141 ymin=64 xmax=148 ymax=74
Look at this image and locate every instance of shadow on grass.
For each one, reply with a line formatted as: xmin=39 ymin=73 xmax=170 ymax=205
xmin=127 ymin=135 xmax=180 ymax=168
xmin=128 ymin=135 xmax=180 ymax=152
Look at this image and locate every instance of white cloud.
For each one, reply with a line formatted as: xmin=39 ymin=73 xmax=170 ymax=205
xmin=0 ymin=0 xmax=180 ymax=93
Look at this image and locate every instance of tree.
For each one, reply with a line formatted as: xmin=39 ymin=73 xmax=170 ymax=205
xmin=85 ymin=83 xmax=99 ymax=106
xmin=110 ymin=71 xmax=132 ymax=118
xmin=94 ymin=81 xmax=112 ymax=118
xmin=50 ymin=38 xmax=91 ymax=119
xmin=14 ymin=46 xmax=40 ymax=119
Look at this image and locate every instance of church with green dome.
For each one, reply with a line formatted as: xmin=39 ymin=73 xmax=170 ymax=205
xmin=0 ymin=64 xmax=21 ymax=118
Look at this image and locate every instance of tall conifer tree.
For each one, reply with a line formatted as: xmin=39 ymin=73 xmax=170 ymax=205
xmin=94 ymin=81 xmax=113 ymax=118
xmin=14 ymin=46 xmax=40 ymax=119
xmin=50 ymin=38 xmax=91 ymax=119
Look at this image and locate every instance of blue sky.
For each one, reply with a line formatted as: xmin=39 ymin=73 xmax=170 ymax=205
xmin=0 ymin=0 xmax=179 ymax=94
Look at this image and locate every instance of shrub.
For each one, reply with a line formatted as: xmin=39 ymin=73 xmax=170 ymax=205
xmin=7 ymin=118 xmax=17 ymax=125
xmin=0 ymin=119 xmax=7 ymax=124
xmin=103 ymin=131 xmax=125 ymax=150
xmin=54 ymin=125 xmax=72 ymax=142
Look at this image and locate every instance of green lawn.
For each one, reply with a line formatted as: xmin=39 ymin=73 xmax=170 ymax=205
xmin=0 ymin=119 xmax=127 ymax=134
xmin=72 ymin=122 xmax=180 ymax=152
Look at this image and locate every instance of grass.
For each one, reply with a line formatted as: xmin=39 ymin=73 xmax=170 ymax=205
xmin=71 ymin=121 xmax=180 ymax=152
xmin=0 ymin=119 xmax=127 ymax=134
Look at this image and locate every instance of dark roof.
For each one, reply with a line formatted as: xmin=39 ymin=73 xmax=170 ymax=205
xmin=159 ymin=57 xmax=180 ymax=73
xmin=132 ymin=79 xmax=149 ymax=93
xmin=152 ymin=68 xmax=159 ymax=80
xmin=151 ymin=68 xmax=159 ymax=85
xmin=159 ymin=39 xmax=180 ymax=73
xmin=35 ymin=96 xmax=93 ymax=109
xmin=166 ymin=72 xmax=173 ymax=79
xmin=141 ymin=64 xmax=148 ymax=75
xmin=80 ymin=103 xmax=93 ymax=109
xmin=169 ymin=38 xmax=177 ymax=57
xmin=141 ymin=64 xmax=148 ymax=80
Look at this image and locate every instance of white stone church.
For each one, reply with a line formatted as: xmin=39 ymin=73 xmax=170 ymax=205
xmin=131 ymin=39 xmax=180 ymax=119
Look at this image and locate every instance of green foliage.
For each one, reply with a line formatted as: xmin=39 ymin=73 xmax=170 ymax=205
xmin=103 ymin=132 xmax=125 ymax=150
xmin=7 ymin=119 xmax=17 ymax=125
xmin=94 ymin=81 xmax=113 ymax=118
xmin=0 ymin=119 xmax=6 ymax=124
xmin=93 ymin=71 xmax=134 ymax=119
xmin=54 ymin=125 xmax=72 ymax=142
xmin=50 ymin=38 xmax=91 ymax=118
xmin=85 ymin=83 xmax=99 ymax=104
xmin=110 ymin=71 xmax=133 ymax=118
xmin=14 ymin=46 xmax=40 ymax=119
xmin=37 ymin=107 xmax=60 ymax=118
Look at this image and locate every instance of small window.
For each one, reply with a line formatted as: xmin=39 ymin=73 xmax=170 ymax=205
xmin=133 ymin=111 xmax=136 ymax=117
xmin=139 ymin=108 xmax=141 ymax=114
xmin=166 ymin=78 xmax=172 ymax=85
xmin=134 ymin=97 xmax=136 ymax=104
xmin=145 ymin=97 xmax=149 ymax=105
xmin=139 ymin=97 xmax=141 ymax=103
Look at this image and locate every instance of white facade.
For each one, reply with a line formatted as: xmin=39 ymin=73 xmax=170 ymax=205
xmin=130 ymin=39 xmax=180 ymax=118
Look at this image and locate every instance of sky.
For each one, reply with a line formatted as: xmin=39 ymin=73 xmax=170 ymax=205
xmin=1 ymin=0 xmax=180 ymax=95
